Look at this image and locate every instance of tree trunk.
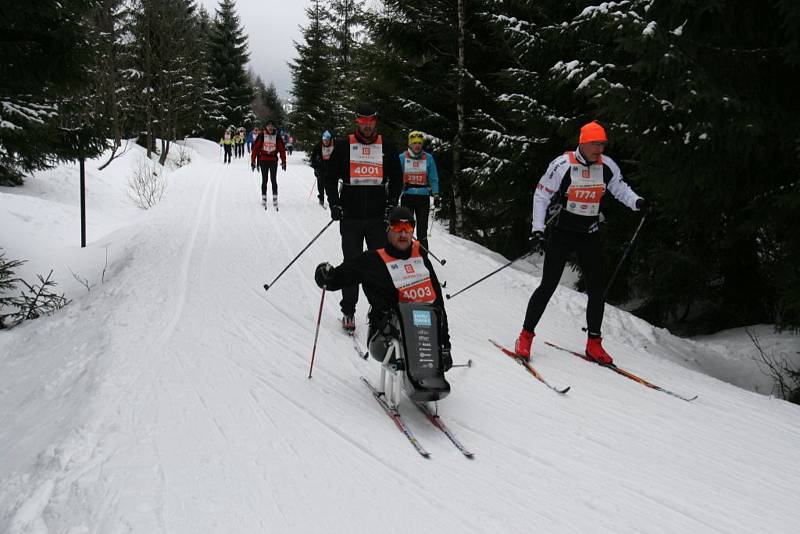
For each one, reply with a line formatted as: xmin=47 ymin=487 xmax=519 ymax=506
xmin=158 ymin=138 xmax=170 ymax=166
xmin=450 ymin=0 xmax=466 ymax=236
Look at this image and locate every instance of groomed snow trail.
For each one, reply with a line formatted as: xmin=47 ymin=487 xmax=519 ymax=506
xmin=1 ymin=143 xmax=799 ymax=533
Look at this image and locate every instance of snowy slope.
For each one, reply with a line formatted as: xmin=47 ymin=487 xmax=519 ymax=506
xmin=1 ymin=142 xmax=799 ymax=533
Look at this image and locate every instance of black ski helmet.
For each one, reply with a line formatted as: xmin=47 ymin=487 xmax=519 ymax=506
xmin=355 ymin=102 xmax=378 ymax=119
xmin=387 ymin=206 xmax=415 ymax=226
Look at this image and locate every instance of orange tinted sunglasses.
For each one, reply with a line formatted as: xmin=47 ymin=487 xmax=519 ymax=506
xmin=389 ymin=221 xmax=415 ymax=233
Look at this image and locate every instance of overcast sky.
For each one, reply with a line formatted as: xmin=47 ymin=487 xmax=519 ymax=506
xmin=197 ymin=0 xmax=309 ymax=101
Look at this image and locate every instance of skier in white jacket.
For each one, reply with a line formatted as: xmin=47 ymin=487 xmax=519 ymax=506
xmin=514 ymin=120 xmax=646 ymax=364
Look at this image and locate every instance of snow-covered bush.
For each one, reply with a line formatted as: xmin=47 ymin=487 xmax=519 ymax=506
xmin=749 ymin=329 xmax=800 ymax=405
xmin=173 ymin=142 xmax=192 ymax=169
xmin=128 ymin=157 xmax=166 ymax=209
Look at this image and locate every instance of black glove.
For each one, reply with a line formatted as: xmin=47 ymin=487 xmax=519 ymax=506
xmin=529 ymin=231 xmax=546 ymax=253
xmin=314 ymin=262 xmax=335 ymax=289
xmin=440 ymin=347 xmax=453 ymax=372
xmin=330 ymin=204 xmax=343 ymax=221
xmin=635 ymin=198 xmax=647 ymax=210
xmin=281 ymin=161 xmax=287 ymax=171
xmin=251 ymin=163 xmax=255 ymax=172
xmin=433 ymin=195 xmax=441 ymax=209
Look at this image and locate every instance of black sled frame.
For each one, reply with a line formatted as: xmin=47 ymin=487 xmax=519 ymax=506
xmin=368 ymin=303 xmax=450 ymax=408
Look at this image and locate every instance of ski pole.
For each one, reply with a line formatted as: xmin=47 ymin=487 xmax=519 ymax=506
xmin=308 ymin=288 xmax=326 ymax=379
xmin=451 ymin=359 xmax=473 ymax=368
xmin=307 ymin=177 xmax=316 ymax=200
xmin=603 ymin=211 xmax=648 ymax=300
xmin=446 ymin=250 xmax=534 ymax=300
xmin=263 ymin=220 xmax=334 ymax=292
xmin=418 ymin=242 xmax=446 ymax=265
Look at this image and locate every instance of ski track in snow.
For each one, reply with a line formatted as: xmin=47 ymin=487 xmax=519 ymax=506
xmin=1 ymin=142 xmax=799 ymax=533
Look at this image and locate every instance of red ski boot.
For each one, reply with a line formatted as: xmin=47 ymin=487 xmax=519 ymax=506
xmin=585 ymin=336 xmax=613 ymax=365
xmin=514 ymin=329 xmax=535 ymax=360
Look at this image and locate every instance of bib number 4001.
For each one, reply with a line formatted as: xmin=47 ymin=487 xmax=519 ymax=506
xmin=354 ymin=165 xmax=380 ymax=175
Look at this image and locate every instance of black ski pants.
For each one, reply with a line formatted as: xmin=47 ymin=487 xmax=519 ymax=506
xmin=400 ymin=194 xmax=431 ymax=250
xmin=523 ymin=228 xmax=605 ymax=335
xmin=340 ymin=218 xmax=388 ymax=316
xmin=223 ymin=144 xmax=232 ymax=163
xmin=314 ymin=171 xmax=325 ymax=202
xmin=260 ymin=160 xmax=278 ymax=196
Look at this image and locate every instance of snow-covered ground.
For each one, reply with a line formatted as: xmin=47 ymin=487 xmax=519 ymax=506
xmin=1 ymin=140 xmax=799 ymax=533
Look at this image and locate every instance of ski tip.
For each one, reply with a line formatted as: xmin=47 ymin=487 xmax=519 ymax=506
xmin=558 ymin=386 xmax=571 ymax=395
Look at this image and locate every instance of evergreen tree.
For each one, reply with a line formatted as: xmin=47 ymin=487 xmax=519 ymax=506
xmin=478 ymin=0 xmax=800 ymax=332
xmin=207 ymin=0 xmax=252 ymax=128
xmin=84 ymin=0 xmax=138 ymax=168
xmin=261 ymin=81 xmax=286 ymax=127
xmin=364 ymin=0 xmax=500 ymax=236
xmin=129 ymin=0 xmax=214 ymax=162
xmin=196 ymin=5 xmax=227 ymax=136
xmin=289 ymin=0 xmax=335 ymax=147
xmin=0 ymin=0 xmax=103 ymax=185
xmin=326 ymin=0 xmax=366 ymax=129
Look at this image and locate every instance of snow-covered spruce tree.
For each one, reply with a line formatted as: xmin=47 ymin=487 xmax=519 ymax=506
xmin=289 ymin=0 xmax=336 ymax=148
xmin=326 ymin=0 xmax=367 ymax=132
xmin=249 ymin=74 xmax=283 ymax=128
xmin=262 ymin=81 xmax=286 ymax=128
xmin=363 ymin=0 xmax=500 ymax=238
xmin=0 ymin=0 xmax=101 ymax=185
xmin=83 ymin=0 xmax=138 ymax=170
xmin=467 ymin=0 xmax=585 ymax=255
xmin=207 ymin=0 xmax=252 ymax=130
xmin=487 ymin=0 xmax=800 ymax=332
xmin=195 ymin=5 xmax=227 ymax=138
xmin=128 ymin=0 xmax=212 ymax=163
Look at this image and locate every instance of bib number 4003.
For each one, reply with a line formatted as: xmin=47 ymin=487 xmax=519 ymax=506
xmin=402 ymin=286 xmax=433 ymax=302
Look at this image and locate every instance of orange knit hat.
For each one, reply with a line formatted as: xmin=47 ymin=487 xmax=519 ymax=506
xmin=579 ymin=121 xmax=608 ymax=144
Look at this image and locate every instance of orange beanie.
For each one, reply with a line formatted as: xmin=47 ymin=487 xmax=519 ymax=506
xmin=579 ymin=121 xmax=608 ymax=144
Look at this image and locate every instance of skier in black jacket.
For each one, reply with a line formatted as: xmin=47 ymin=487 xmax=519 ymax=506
xmin=310 ymin=130 xmax=334 ymax=206
xmin=315 ymin=207 xmax=452 ymax=371
xmin=324 ymin=103 xmax=404 ymax=333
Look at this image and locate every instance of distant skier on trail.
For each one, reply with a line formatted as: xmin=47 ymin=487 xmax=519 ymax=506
xmin=235 ymin=127 xmax=246 ymax=158
xmin=315 ymin=206 xmax=452 ymax=374
xmin=251 ymin=119 xmax=287 ymax=208
xmin=399 ymin=130 xmax=440 ymax=251
xmin=310 ymin=130 xmax=334 ymax=207
xmin=246 ymin=126 xmax=256 ymax=154
xmin=219 ymin=128 xmax=234 ymax=164
xmin=514 ymin=120 xmax=646 ymax=364
xmin=324 ymin=103 xmax=403 ymax=334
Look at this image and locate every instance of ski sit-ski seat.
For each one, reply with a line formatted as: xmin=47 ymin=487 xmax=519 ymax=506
xmin=367 ymin=303 xmax=450 ymax=407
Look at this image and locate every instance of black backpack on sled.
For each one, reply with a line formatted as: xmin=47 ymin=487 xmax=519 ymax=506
xmin=368 ymin=302 xmax=450 ymax=402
